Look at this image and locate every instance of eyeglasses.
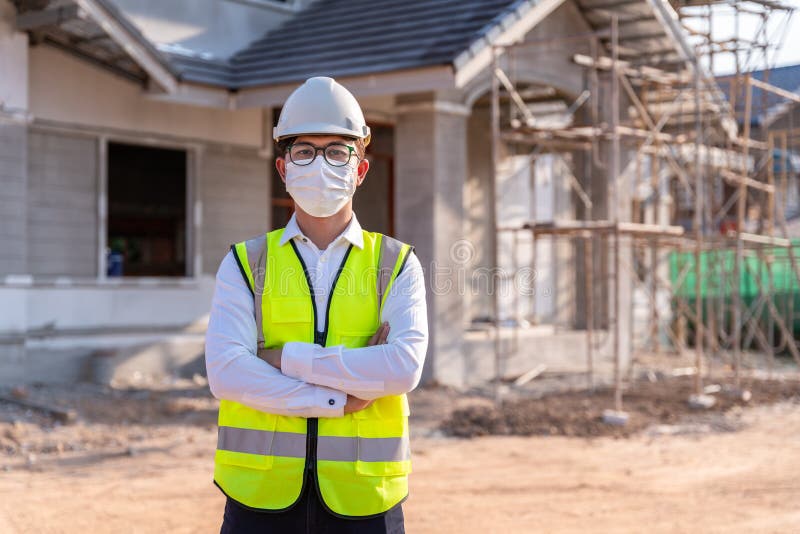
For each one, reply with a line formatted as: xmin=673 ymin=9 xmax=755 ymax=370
xmin=286 ymin=142 xmax=359 ymax=167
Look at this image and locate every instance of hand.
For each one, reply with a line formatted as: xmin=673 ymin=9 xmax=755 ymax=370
xmin=344 ymin=395 xmax=373 ymax=414
xmin=257 ymin=348 xmax=282 ymax=370
xmin=343 ymin=323 xmax=387 ymax=415
xmin=367 ymin=321 xmax=390 ymax=346
xmin=344 ymin=321 xmax=389 ymax=414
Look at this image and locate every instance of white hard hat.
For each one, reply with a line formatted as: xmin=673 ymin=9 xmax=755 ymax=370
xmin=273 ymin=76 xmax=371 ymax=146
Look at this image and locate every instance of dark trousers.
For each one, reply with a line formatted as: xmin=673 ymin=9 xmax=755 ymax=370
xmin=219 ymin=474 xmax=405 ymax=534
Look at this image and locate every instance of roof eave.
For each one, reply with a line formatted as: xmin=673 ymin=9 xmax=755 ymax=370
xmin=234 ymin=64 xmax=455 ymax=109
xmin=76 ymin=0 xmax=180 ymax=93
xmin=144 ymin=80 xmax=235 ymax=109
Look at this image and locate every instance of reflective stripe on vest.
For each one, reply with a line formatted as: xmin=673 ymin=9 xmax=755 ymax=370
xmin=317 ymin=435 xmax=411 ymax=462
xmin=217 ymin=426 xmax=306 ymax=458
xmin=215 ymin=228 xmax=414 ymax=517
xmin=230 ymin=236 xmax=268 ymax=348
xmin=218 ymin=425 xmax=410 ymax=463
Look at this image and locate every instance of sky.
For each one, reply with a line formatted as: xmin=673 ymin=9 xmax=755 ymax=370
xmin=680 ymin=0 xmax=800 ymax=75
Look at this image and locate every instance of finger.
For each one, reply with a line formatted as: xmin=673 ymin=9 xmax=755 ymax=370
xmin=366 ymin=329 xmax=381 ymax=346
xmin=367 ymin=322 xmax=387 ymax=346
xmin=356 ymin=399 xmax=372 ymax=411
xmin=378 ymin=322 xmax=390 ymax=344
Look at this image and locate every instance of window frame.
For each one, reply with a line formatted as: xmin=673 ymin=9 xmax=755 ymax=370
xmin=98 ymin=136 xmax=199 ymax=282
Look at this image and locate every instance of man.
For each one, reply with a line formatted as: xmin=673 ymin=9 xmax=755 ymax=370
xmin=204 ymin=76 xmax=428 ymax=533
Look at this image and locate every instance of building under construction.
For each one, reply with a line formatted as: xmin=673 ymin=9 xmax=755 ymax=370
xmin=485 ymin=0 xmax=800 ymax=411
xmin=1 ymin=0 xmax=799 ymax=401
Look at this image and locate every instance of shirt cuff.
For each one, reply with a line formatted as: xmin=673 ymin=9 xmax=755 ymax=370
xmin=281 ymin=341 xmax=315 ymax=381
xmin=313 ymin=386 xmax=346 ymax=417
xmin=282 ymin=341 xmax=342 ymax=382
xmin=279 ymin=385 xmax=345 ymax=417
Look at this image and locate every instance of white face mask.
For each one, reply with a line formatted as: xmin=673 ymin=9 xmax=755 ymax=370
xmin=284 ymin=157 xmax=357 ymax=217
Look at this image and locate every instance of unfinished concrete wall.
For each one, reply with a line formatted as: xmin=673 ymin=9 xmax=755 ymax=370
xmin=462 ymin=0 xmax=594 ymax=107
xmin=465 ymin=105 xmax=493 ymax=323
xmin=495 ymin=151 xmax=536 ymax=322
xmin=200 ymin=147 xmax=270 ymax=275
xmin=533 ymin=155 xmax=575 ymax=326
xmin=458 ymin=1 xmax=634 ymax=377
xmin=466 ymin=116 xmax=576 ymax=328
xmin=513 ymin=0 xmax=593 ymax=99
xmin=26 ymin=131 xmax=98 ymax=277
xmin=28 ymin=46 xmax=261 ymax=147
xmin=459 ymin=0 xmax=593 ymax=329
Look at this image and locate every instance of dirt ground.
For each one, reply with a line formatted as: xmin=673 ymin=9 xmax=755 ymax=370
xmin=1 ymin=363 xmax=800 ymax=533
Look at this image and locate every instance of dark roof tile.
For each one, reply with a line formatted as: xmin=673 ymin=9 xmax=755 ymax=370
xmin=172 ymin=0 xmax=522 ymax=89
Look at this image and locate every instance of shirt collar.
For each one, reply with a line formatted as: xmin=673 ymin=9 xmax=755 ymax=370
xmin=279 ymin=212 xmax=364 ymax=250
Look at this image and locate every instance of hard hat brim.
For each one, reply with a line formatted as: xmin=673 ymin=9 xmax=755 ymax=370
xmin=273 ymin=123 xmax=370 ymax=142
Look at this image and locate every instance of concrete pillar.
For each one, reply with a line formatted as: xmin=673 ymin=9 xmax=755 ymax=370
xmin=394 ymin=92 xmax=469 ymax=387
xmin=552 ymin=154 xmax=576 ymax=328
xmin=0 ymin=0 xmax=28 ymax=276
xmin=465 ymin=106 xmax=493 ymax=324
xmin=599 ymin=73 xmax=634 ymax=373
xmin=0 ymin=0 xmax=29 ymax=376
xmin=572 ymin=77 xmax=634 ymax=369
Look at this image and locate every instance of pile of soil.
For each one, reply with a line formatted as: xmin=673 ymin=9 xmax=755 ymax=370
xmin=0 ymin=382 xmax=218 ymax=458
xmin=441 ymin=376 xmax=800 ymax=438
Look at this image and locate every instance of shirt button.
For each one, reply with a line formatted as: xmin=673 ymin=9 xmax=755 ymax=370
xmin=302 ymin=237 xmax=308 ymax=243
xmin=328 ymin=398 xmax=335 ymax=406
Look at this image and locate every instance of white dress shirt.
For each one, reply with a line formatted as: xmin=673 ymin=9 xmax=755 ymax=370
xmin=204 ymin=212 xmax=428 ymax=418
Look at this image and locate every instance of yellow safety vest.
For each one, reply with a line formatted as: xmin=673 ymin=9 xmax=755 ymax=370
xmin=214 ymin=227 xmax=415 ymax=517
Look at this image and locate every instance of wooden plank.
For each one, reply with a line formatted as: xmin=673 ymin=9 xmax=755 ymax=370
xmin=0 ymin=394 xmax=77 ymax=423
xmin=720 ymin=169 xmax=775 ymax=193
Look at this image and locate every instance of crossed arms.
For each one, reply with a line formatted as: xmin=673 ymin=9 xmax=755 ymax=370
xmin=204 ymin=250 xmax=429 ymax=418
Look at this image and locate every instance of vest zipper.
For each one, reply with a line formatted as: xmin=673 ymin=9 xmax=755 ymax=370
xmin=288 ymin=241 xmax=354 ymax=493
xmin=306 ymin=417 xmax=318 ymax=472
xmin=286 ymin=238 xmax=404 ymax=519
xmin=307 ymin=332 xmax=326 ymax=475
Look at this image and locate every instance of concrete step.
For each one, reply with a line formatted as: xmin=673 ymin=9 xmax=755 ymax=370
xmin=0 ymin=329 xmax=207 ymax=386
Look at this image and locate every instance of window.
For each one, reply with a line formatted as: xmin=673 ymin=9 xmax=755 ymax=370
xmin=106 ymin=142 xmax=188 ymax=277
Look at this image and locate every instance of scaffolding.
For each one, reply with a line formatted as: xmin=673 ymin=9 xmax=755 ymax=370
xmin=488 ymin=0 xmax=798 ymax=413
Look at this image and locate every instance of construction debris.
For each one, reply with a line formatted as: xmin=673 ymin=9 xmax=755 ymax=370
xmin=513 ymin=364 xmax=547 ymax=387
xmin=442 ymin=375 xmax=799 ymax=438
xmin=602 ymin=410 xmax=630 ymax=426
xmin=0 ymin=393 xmax=77 ymax=424
xmin=723 ymin=387 xmax=753 ymax=403
xmin=688 ymin=394 xmax=716 ymax=410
